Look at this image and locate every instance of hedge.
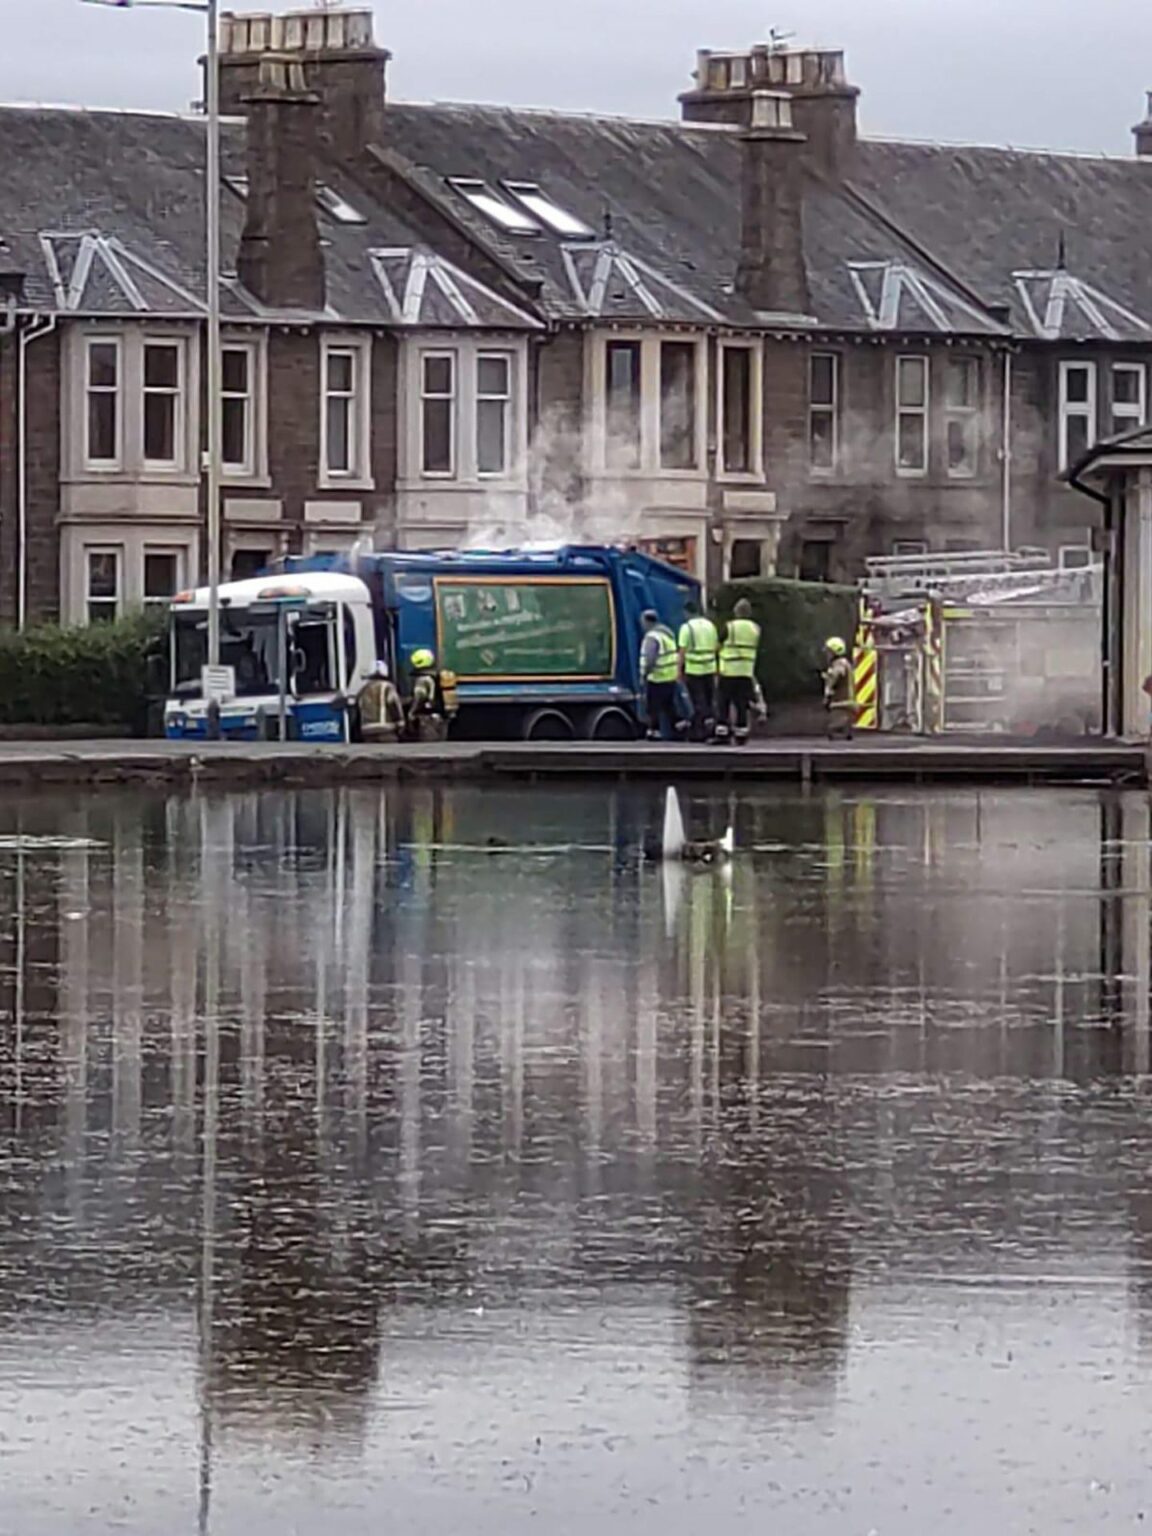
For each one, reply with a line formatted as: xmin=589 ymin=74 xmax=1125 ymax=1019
xmin=710 ymin=578 xmax=858 ymax=703
xmin=0 ymin=611 xmax=167 ymax=732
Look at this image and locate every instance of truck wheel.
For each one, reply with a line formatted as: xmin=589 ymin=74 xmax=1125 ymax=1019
xmin=585 ymin=706 xmax=637 ymax=741
xmin=522 ymin=708 xmax=575 ymax=741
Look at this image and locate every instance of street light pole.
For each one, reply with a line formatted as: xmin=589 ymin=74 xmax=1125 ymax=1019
xmin=204 ymin=0 xmax=222 ymax=671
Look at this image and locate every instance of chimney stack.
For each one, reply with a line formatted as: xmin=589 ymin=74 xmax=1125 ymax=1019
xmin=238 ymin=55 xmax=325 ymax=311
xmin=735 ymin=91 xmax=810 ymax=317
xmin=219 ymin=7 xmax=390 ymax=161
xmin=1134 ymin=92 xmax=1152 ymax=157
xmin=681 ymin=44 xmax=859 ymax=179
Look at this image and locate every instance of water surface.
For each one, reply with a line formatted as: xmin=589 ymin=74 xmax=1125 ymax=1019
xmin=2 ymin=783 xmax=1151 ymax=1534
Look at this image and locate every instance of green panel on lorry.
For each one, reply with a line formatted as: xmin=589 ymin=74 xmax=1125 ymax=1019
xmin=434 ymin=577 xmax=615 ymax=679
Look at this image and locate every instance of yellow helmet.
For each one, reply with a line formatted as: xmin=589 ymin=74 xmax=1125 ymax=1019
xmin=410 ymin=648 xmax=436 ymax=670
xmin=825 ymin=636 xmax=847 ymax=656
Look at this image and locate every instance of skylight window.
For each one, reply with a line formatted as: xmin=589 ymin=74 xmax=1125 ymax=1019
xmin=448 ymin=179 xmax=539 ymax=236
xmin=316 ymin=185 xmax=367 ymax=225
xmin=504 ymin=182 xmax=595 ymax=239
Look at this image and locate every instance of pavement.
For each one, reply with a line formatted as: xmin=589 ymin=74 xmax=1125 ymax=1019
xmin=0 ymin=735 xmax=1143 ymax=787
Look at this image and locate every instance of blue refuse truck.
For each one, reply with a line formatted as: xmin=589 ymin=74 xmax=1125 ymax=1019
xmin=164 ymin=545 xmax=700 ymax=741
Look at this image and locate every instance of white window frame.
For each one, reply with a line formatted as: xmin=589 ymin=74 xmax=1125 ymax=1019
xmin=895 ymin=354 xmax=929 ymax=477
xmin=84 ymin=546 xmax=122 ymax=625
xmin=1111 ymin=362 xmax=1146 ymax=439
xmin=809 ymin=351 xmax=841 ymax=476
xmin=420 ymin=349 xmax=458 ymax=479
xmin=1058 ymin=544 xmax=1093 ymax=570
xmin=476 ymin=350 xmax=514 ymax=478
xmin=84 ymin=336 xmax=123 ymax=470
xmin=1059 ymin=360 xmax=1097 ymax=473
xmin=944 ymin=355 xmax=981 ymax=480
xmin=591 ymin=333 xmax=707 ymax=477
xmin=141 ymin=546 xmax=185 ymax=612
xmin=658 ymin=338 xmax=701 ymax=472
xmin=320 ymin=336 xmax=373 ymax=488
xmin=717 ymin=341 xmax=764 ymax=480
xmin=220 ymin=337 xmax=264 ymax=480
xmin=141 ymin=337 xmax=186 ymax=470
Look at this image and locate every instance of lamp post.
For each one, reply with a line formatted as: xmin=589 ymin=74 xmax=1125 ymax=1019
xmin=83 ymin=0 xmax=222 ymax=672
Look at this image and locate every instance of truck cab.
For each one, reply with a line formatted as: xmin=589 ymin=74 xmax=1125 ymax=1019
xmin=164 ymin=572 xmax=377 ymax=741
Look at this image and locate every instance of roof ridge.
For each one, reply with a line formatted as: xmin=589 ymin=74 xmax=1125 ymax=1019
xmin=862 ymin=133 xmax=1135 ymax=164
xmin=389 ymin=99 xmax=737 ymax=133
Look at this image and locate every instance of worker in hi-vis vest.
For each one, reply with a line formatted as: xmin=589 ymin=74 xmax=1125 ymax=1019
xmin=677 ymin=598 xmax=720 ymax=743
xmin=715 ymin=598 xmax=762 ymax=745
xmin=639 ymin=609 xmax=680 ymax=742
xmin=822 ymin=636 xmax=856 ymax=739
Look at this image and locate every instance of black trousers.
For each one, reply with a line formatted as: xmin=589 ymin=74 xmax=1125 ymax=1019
xmin=684 ymin=673 xmax=716 ymax=739
xmin=717 ymin=676 xmax=755 ymax=737
xmin=645 ymin=680 xmax=679 ymax=741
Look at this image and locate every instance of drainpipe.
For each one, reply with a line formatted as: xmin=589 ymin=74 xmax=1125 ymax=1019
xmin=1000 ymin=349 xmax=1013 ymax=551
xmin=17 ymin=314 xmax=57 ymax=630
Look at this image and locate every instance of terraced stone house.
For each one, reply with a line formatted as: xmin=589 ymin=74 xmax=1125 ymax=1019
xmin=1 ymin=5 xmax=1151 ymax=626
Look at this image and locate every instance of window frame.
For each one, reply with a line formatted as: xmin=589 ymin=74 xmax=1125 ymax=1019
xmin=717 ymin=341 xmax=762 ymax=480
xmin=320 ymin=336 xmax=373 ymax=488
xmin=895 ymin=353 xmax=930 ymax=478
xmin=594 ymin=334 xmax=707 ymax=477
xmin=141 ymin=337 xmax=185 ymax=470
xmin=809 ymin=351 xmax=841 ymax=476
xmin=944 ymin=354 xmax=981 ymax=480
xmin=658 ymin=339 xmax=699 ymax=472
xmin=85 ymin=546 xmax=122 ymax=626
xmin=475 ymin=350 xmax=513 ymax=478
xmin=220 ymin=338 xmax=259 ymax=479
xmin=1058 ymin=359 xmax=1098 ymax=473
xmin=420 ymin=348 xmax=458 ymax=479
xmin=142 ymin=547 xmax=184 ymax=612
xmin=604 ymin=338 xmax=644 ymax=472
xmin=84 ymin=336 xmax=123 ymax=470
xmin=1110 ymin=361 xmax=1146 ymax=439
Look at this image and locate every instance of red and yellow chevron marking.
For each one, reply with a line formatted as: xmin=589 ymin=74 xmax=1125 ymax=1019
xmin=923 ymin=601 xmax=943 ymax=733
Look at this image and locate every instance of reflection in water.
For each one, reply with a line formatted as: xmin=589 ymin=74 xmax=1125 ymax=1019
xmin=0 ymin=785 xmax=1151 ymax=1534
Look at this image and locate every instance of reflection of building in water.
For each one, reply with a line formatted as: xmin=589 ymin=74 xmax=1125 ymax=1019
xmin=3 ymin=783 xmax=1152 ymax=1450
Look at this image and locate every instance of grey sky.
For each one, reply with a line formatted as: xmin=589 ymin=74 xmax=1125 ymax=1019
xmin=5 ymin=0 xmax=1152 ymax=155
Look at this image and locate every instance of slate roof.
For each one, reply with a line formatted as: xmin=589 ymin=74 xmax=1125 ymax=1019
xmin=0 ymin=104 xmax=541 ymax=328
xmin=3 ymin=97 xmax=1152 ymax=343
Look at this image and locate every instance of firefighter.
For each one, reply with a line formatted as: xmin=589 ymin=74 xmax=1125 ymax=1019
xmin=823 ymin=636 xmax=856 ymax=739
xmin=716 ymin=599 xmax=762 ymax=745
xmin=408 ymin=648 xmax=450 ymax=742
xmin=357 ymin=661 xmax=405 ymax=744
xmin=677 ymin=598 xmax=719 ymax=742
xmin=639 ymin=609 xmax=680 ymax=742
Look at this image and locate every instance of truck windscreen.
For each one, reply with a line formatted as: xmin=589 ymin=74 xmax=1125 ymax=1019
xmin=172 ymin=609 xmax=334 ymax=697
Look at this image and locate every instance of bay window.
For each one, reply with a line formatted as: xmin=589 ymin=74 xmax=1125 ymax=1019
xmin=1111 ymin=362 xmax=1146 ymax=438
xmin=605 ymin=340 xmax=642 ymax=470
xmin=86 ymin=549 xmax=120 ymax=624
xmin=659 ymin=341 xmax=697 ymax=470
xmin=944 ymin=356 xmax=981 ymax=478
xmin=142 ymin=341 xmax=182 ymax=465
xmin=809 ymin=352 xmax=840 ymax=473
xmin=85 ymin=339 xmax=120 ymax=466
xmin=421 ymin=352 xmax=456 ymax=475
xmin=476 ymin=352 xmax=512 ymax=475
xmin=1059 ymin=361 xmax=1096 ymax=471
xmin=896 ymin=354 xmax=929 ymax=475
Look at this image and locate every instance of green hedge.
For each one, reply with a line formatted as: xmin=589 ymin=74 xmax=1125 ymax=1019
xmin=0 ymin=611 xmax=167 ymax=732
xmin=710 ymin=578 xmax=857 ymax=703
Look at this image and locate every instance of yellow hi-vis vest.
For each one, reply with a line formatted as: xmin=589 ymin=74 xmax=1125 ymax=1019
xmin=678 ymin=616 xmax=719 ymax=676
xmin=646 ymin=627 xmax=680 ymax=684
xmin=719 ymin=617 xmax=761 ymax=678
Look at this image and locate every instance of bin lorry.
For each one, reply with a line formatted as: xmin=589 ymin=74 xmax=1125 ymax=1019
xmin=163 ymin=544 xmax=700 ymax=742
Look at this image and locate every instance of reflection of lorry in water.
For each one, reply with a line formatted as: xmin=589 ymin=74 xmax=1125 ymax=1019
xmin=164 ymin=545 xmax=699 ymax=741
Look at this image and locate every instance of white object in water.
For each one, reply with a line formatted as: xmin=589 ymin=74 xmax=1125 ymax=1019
xmin=719 ymin=827 xmax=735 ymax=857
xmin=662 ymin=786 xmax=687 ymax=860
